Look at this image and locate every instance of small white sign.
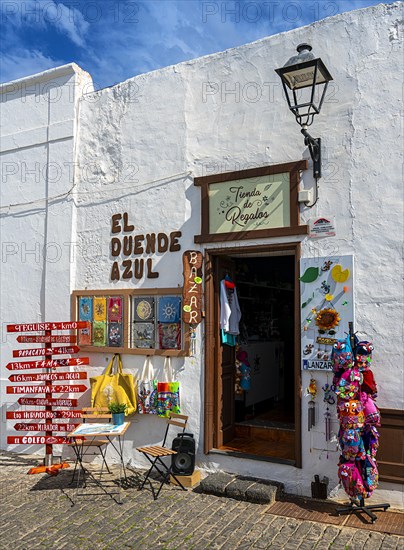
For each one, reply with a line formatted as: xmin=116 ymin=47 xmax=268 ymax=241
xmin=303 ymin=359 xmax=333 ymax=371
xmin=309 ymin=217 xmax=336 ymax=238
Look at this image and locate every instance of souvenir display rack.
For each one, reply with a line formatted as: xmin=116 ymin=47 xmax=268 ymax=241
xmin=336 ymin=322 xmax=390 ymax=523
xmin=72 ymin=289 xmax=190 ymax=356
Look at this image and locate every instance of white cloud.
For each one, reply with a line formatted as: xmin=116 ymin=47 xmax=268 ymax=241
xmin=4 ymin=0 xmax=89 ymax=46
xmin=0 ymin=49 xmax=65 ymax=84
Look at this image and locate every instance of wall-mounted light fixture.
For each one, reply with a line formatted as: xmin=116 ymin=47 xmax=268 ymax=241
xmin=275 ymin=44 xmax=333 ymax=181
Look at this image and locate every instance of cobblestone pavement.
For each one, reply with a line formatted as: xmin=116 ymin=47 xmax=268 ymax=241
xmin=1 ymin=452 xmax=403 ymax=550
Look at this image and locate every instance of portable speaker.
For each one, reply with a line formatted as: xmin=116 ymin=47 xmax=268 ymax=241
xmin=171 ymin=433 xmax=195 ymax=475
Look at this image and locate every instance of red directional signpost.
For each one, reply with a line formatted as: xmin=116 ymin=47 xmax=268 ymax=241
xmin=6 ymin=321 xmax=91 ymax=475
xmin=7 ymin=410 xmax=83 ymax=419
xmin=17 ymin=335 xmax=77 ymax=344
xmin=13 ymin=346 xmax=80 ymax=357
xmin=6 ymin=357 xmax=90 ymax=371
xmin=18 ymin=397 xmax=79 ymax=407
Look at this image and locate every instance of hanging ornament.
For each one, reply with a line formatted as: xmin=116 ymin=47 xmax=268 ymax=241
xmin=308 ymin=400 xmax=316 ymax=431
xmin=324 ymin=407 xmax=332 ymax=442
xmin=307 ymin=377 xmax=317 ymax=398
xmin=189 ymin=325 xmax=197 ymax=357
xmin=307 ymin=378 xmax=317 ymax=431
xmin=322 ymin=383 xmax=335 ymax=405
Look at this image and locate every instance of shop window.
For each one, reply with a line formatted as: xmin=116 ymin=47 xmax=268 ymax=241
xmin=72 ymin=289 xmax=188 ymax=356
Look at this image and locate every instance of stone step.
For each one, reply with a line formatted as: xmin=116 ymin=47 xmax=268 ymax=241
xmin=198 ymin=472 xmax=284 ymax=505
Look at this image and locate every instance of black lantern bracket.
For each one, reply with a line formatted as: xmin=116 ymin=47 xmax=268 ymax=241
xmin=301 ymin=127 xmax=321 ymax=180
xmin=275 ymin=44 xmax=333 ymax=198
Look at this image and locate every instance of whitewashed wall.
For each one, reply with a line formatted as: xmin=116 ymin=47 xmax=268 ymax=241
xmin=0 ymin=64 xmax=94 ymax=451
xmin=1 ymin=3 xmax=402 ymax=507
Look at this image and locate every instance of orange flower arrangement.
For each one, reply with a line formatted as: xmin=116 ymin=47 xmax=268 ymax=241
xmin=315 ymin=308 xmax=340 ymax=330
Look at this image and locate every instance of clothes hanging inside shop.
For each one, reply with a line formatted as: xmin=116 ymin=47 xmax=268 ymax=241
xmin=220 ymin=276 xmax=241 ymax=346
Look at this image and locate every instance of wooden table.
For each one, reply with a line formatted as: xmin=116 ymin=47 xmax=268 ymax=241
xmin=68 ymin=422 xmax=130 ymax=504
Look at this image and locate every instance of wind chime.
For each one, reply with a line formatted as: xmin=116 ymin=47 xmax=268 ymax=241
xmin=307 ymin=377 xmax=317 ymax=430
xmin=322 ymin=382 xmax=334 ymax=443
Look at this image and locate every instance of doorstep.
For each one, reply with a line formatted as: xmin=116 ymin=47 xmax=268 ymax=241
xmin=198 ymin=472 xmax=284 ymax=505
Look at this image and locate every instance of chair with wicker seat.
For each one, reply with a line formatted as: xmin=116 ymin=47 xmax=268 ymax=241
xmin=69 ymin=407 xmax=112 ymax=482
xmin=136 ymin=412 xmax=189 ymax=499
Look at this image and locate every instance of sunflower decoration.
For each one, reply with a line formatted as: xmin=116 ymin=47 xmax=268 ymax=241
xmin=315 ymin=308 xmax=340 ymax=331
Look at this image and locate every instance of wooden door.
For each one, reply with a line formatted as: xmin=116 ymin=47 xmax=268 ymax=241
xmin=215 ymin=256 xmax=236 ymax=445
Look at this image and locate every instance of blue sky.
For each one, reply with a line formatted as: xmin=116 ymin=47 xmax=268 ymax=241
xmin=0 ymin=0 xmax=396 ymax=88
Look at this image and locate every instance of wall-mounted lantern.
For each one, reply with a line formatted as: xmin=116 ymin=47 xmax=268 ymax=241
xmin=275 ymin=44 xmax=333 ymax=180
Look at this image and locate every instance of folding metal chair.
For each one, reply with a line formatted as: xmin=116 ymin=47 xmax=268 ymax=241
xmin=136 ymin=413 xmax=189 ymax=499
xmin=69 ymin=407 xmax=112 ymax=482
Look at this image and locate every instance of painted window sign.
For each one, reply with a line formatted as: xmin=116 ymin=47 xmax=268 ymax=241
xmin=300 ymin=255 xmax=354 ymax=370
xmin=208 ymin=173 xmax=291 ymax=234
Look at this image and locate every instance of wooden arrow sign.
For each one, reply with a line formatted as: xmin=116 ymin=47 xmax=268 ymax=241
xmin=18 ymin=397 xmax=78 ymax=407
xmin=7 ymin=384 xmax=87 ymax=395
xmin=9 ymin=372 xmax=87 ymax=383
xmin=7 ymin=321 xmax=89 ymax=332
xmin=7 ymin=436 xmax=69 ymax=444
xmin=17 ymin=335 xmax=77 ymax=344
xmin=6 ymin=357 xmax=90 ymax=371
xmin=13 ymin=346 xmax=80 ymax=358
xmin=14 ymin=423 xmax=78 ymax=432
xmin=7 ymin=410 xmax=83 ymax=420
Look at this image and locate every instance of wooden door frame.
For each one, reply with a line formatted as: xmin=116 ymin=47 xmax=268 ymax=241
xmin=203 ymin=242 xmax=302 ymax=468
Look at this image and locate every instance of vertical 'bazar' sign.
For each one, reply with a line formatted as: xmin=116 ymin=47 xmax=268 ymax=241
xmin=182 ymin=251 xmax=203 ymax=324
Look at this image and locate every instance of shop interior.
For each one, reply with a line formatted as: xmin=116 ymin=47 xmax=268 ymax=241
xmin=219 ymin=253 xmax=296 ymax=462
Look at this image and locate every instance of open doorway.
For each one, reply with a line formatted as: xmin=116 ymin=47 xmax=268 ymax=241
xmin=205 ymin=246 xmax=301 ymax=465
xmin=234 ymin=255 xmax=295 ymax=425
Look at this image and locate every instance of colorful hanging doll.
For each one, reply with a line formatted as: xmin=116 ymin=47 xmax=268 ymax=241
xmin=338 ymin=460 xmax=368 ymax=499
xmin=360 ymin=454 xmax=379 ymax=498
xmin=362 ymin=425 xmax=380 ymax=457
xmin=360 ymin=391 xmax=381 ymax=426
xmin=337 ymin=399 xmax=365 ymax=429
xmin=331 ymin=335 xmax=354 ymax=388
xmin=355 ymin=340 xmax=378 ymax=399
xmin=338 ymin=427 xmax=366 ymax=460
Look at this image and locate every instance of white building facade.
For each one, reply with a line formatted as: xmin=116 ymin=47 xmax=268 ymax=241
xmin=1 ymin=3 xmax=403 ymax=507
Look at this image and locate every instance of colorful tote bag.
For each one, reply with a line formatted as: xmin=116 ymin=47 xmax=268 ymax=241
xmin=157 ymin=358 xmax=180 ymax=418
xmin=137 ymin=357 xmax=158 ymax=414
xmin=90 ymin=353 xmax=137 ymax=415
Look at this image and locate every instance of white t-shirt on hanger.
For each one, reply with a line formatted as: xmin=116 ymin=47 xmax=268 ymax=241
xmin=220 ymin=279 xmax=241 ymax=335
